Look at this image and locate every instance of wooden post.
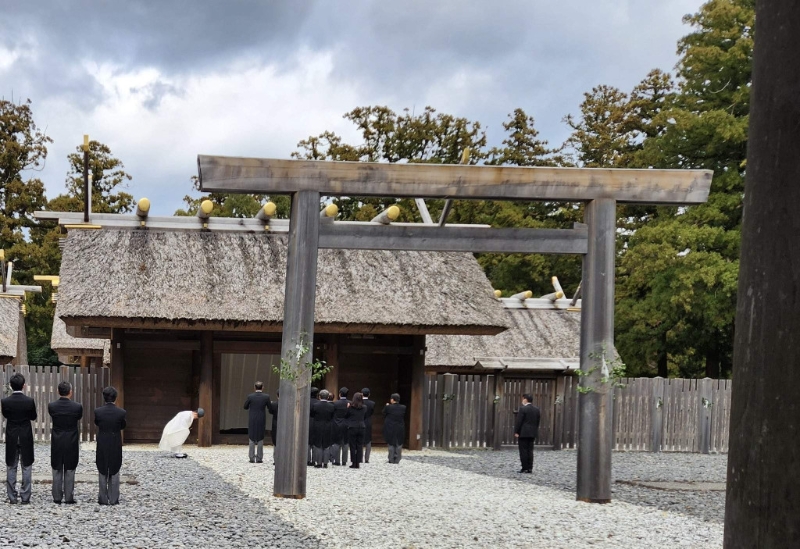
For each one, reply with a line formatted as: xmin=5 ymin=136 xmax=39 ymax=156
xmin=408 ymin=335 xmax=425 ymax=451
xmin=441 ymin=373 xmax=456 ymax=450
xmin=492 ymin=371 xmax=505 ymax=450
xmin=577 ymin=198 xmax=616 ymax=503
xmin=110 ymin=328 xmax=124 ymax=410
xmin=324 ymin=335 xmax=339 ymax=397
xmin=725 ymin=3 xmax=800 ymax=543
xmin=274 ymin=190 xmax=320 ymax=499
xmin=650 ymin=377 xmax=665 ymax=452
xmin=198 ymin=332 xmax=213 ymax=447
xmin=696 ymin=377 xmax=712 ymax=455
xmin=553 ymin=375 xmax=566 ymax=451
xmin=83 ymin=136 xmax=90 ymax=223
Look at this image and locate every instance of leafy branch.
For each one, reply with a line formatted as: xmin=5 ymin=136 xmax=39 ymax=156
xmin=273 ymin=333 xmax=333 ymax=383
xmin=574 ymin=344 xmax=627 ymax=394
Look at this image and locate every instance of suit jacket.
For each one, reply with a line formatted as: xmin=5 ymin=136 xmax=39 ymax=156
xmin=244 ymin=392 xmax=271 ymax=442
xmin=48 ymin=397 xmax=84 ymax=470
xmin=514 ymin=403 xmax=541 ymax=439
xmin=267 ymin=399 xmax=279 ymax=436
xmin=310 ymin=400 xmax=335 ymax=448
xmin=363 ymin=399 xmax=376 ymax=443
xmin=382 ymin=403 xmax=406 ymax=446
xmin=345 ymin=405 xmax=366 ymax=429
xmin=332 ymin=398 xmax=350 ymax=444
xmin=94 ymin=403 xmax=127 ymax=475
xmin=309 ymin=398 xmax=318 ymax=444
xmin=2 ymin=392 xmax=37 ymax=467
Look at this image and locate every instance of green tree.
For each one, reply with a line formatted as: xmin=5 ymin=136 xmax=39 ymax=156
xmin=175 ymin=176 xmax=291 ymax=219
xmin=293 ymin=105 xmax=488 ymax=224
xmin=615 ymin=0 xmax=753 ymax=378
xmin=0 ymin=98 xmax=55 ymax=365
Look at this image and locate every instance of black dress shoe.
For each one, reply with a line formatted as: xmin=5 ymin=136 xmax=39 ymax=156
xmin=256 ymin=459 xmax=263 ymax=463
xmin=323 ymin=464 xmax=328 ymax=469
xmin=314 ymin=464 xmax=322 ymax=468
xmin=518 ymin=468 xmax=526 ymax=473
xmin=249 ymin=459 xmax=255 ymax=463
xmin=349 ymin=464 xmax=359 ymax=469
xmin=65 ymin=500 xmax=77 ymax=505
xmin=21 ymin=501 xmax=30 ymax=505
xmin=54 ymin=500 xmax=62 ymax=504
xmin=8 ymin=500 xmax=18 ymax=505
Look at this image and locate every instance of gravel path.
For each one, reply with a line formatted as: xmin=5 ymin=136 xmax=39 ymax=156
xmin=0 ymin=443 xmax=322 ymax=548
xmin=193 ymin=446 xmax=725 ymax=548
xmin=406 ymin=447 xmax=728 ymax=523
xmin=1 ymin=444 xmax=725 ymax=548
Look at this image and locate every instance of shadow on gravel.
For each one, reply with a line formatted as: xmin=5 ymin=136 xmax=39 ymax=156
xmin=405 ymin=448 xmax=726 ymax=524
xmin=0 ymin=445 xmax=324 ymax=548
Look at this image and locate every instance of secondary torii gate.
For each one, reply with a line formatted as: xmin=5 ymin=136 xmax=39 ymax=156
xmin=198 ymin=157 xmax=711 ymax=501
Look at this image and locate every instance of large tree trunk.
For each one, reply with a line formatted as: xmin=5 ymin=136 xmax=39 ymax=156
xmin=724 ymin=1 xmax=800 ymax=546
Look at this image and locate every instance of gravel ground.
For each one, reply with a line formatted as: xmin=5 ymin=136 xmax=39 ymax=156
xmin=406 ymin=447 xmax=728 ymax=523
xmin=193 ymin=446 xmax=725 ymax=548
xmin=0 ymin=444 xmax=725 ymax=548
xmin=0 ymin=443 xmax=322 ymax=548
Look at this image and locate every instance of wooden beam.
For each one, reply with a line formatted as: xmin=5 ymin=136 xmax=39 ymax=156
xmin=274 ymin=190 xmax=320 ymax=499
xmin=323 ymin=335 xmax=339 ymax=397
xmin=198 ymin=332 xmax=213 ymax=447
xmin=408 ymin=335 xmax=425 ymax=451
xmin=492 ymin=372 xmax=505 ymax=450
xmin=197 ymin=156 xmax=713 ymax=204
xmin=319 ymin=224 xmax=588 ymax=254
xmin=110 ymin=328 xmax=124 ymax=444
xmin=577 ymin=198 xmax=616 ymax=503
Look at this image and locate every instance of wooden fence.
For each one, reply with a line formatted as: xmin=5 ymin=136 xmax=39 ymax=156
xmin=1 ymin=364 xmax=111 ymax=443
xmin=422 ymin=374 xmax=732 ymax=453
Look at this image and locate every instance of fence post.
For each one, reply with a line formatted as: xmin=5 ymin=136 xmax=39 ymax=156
xmin=491 ymin=372 xmax=505 ymax=450
xmin=552 ymin=375 xmax=565 ymax=450
xmin=441 ymin=374 xmax=456 ymax=450
xmin=697 ymin=377 xmax=712 ymax=454
xmin=650 ymin=376 xmax=665 ymax=452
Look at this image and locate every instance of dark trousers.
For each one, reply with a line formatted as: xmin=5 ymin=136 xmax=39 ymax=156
xmin=270 ymin=426 xmax=277 ymax=446
xmin=388 ymin=444 xmax=403 ymax=464
xmin=364 ymin=442 xmax=372 ymax=463
xmin=348 ymin=427 xmax=365 ymax=465
xmin=98 ymin=472 xmax=120 ymax=505
xmin=249 ymin=439 xmax=263 ymax=462
xmin=52 ymin=466 xmax=76 ymax=503
xmin=518 ymin=437 xmax=535 ymax=471
xmin=6 ymin=447 xmax=32 ymax=503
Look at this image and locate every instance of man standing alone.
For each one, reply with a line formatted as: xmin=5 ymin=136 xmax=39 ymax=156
xmin=2 ymin=373 xmax=37 ymax=504
xmin=48 ymin=381 xmax=83 ymax=504
xmin=382 ymin=393 xmax=406 ymax=464
xmin=244 ymin=381 xmax=271 ymax=463
xmin=514 ymin=393 xmax=540 ymax=474
xmin=94 ymin=386 xmax=126 ymax=505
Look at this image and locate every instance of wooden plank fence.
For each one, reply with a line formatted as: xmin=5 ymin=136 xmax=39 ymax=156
xmin=422 ymin=374 xmax=732 ymax=453
xmin=1 ymin=364 xmax=111 ymax=443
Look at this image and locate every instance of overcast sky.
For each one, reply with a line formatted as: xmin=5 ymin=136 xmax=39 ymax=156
xmin=2 ymin=0 xmax=703 ymax=215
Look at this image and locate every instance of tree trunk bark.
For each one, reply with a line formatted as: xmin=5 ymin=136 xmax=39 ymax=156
xmin=724 ymin=2 xmax=800 ymax=546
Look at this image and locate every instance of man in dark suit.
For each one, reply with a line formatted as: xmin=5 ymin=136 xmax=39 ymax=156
xmin=361 ymin=387 xmax=376 ymax=464
xmin=383 ymin=393 xmax=407 ymax=464
xmin=94 ymin=386 xmax=126 ymax=505
xmin=267 ymin=390 xmax=279 ymax=448
xmin=514 ymin=393 xmax=541 ymax=473
xmin=243 ymin=381 xmax=271 ymax=463
xmin=48 ymin=381 xmax=83 ymax=504
xmin=2 ymin=373 xmax=37 ymax=504
xmin=331 ymin=387 xmax=351 ymax=465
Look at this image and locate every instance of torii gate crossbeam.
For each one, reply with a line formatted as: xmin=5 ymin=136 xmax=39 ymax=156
xmin=198 ymin=156 xmax=711 ymax=501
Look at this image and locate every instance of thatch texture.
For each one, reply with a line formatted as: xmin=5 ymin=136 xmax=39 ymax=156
xmin=425 ymin=308 xmax=581 ymax=369
xmin=51 ymin=306 xmax=109 ymax=362
xmin=0 ymin=297 xmax=21 ymax=360
xmin=58 ymin=230 xmax=507 ymax=334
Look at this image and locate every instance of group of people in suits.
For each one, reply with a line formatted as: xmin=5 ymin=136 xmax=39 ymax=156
xmin=243 ymin=383 xmax=407 ymax=468
xmin=1 ymin=373 xmax=126 ymax=505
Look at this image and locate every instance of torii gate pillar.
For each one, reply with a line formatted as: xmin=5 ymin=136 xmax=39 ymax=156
xmin=577 ymin=198 xmax=616 ymax=503
xmin=273 ymin=190 xmax=320 ymax=498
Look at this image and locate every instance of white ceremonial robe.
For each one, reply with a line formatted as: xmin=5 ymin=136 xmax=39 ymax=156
xmin=158 ymin=411 xmax=194 ymax=452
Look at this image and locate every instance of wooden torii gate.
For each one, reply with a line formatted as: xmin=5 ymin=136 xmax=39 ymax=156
xmin=197 ymin=157 xmax=711 ymax=501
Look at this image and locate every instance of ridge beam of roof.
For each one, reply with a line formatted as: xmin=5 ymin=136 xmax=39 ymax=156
xmin=318 ymin=224 xmax=588 ymax=254
xmin=197 ymin=156 xmax=713 ymax=205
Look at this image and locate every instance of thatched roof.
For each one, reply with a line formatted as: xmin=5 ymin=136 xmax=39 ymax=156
xmin=425 ymin=308 xmax=581 ymax=370
xmin=0 ymin=297 xmax=21 ymax=359
xmin=51 ymin=306 xmax=110 ymax=363
xmin=58 ymin=230 xmax=508 ymax=335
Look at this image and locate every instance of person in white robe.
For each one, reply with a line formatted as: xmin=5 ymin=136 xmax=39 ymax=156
xmin=158 ymin=409 xmax=204 ymax=457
